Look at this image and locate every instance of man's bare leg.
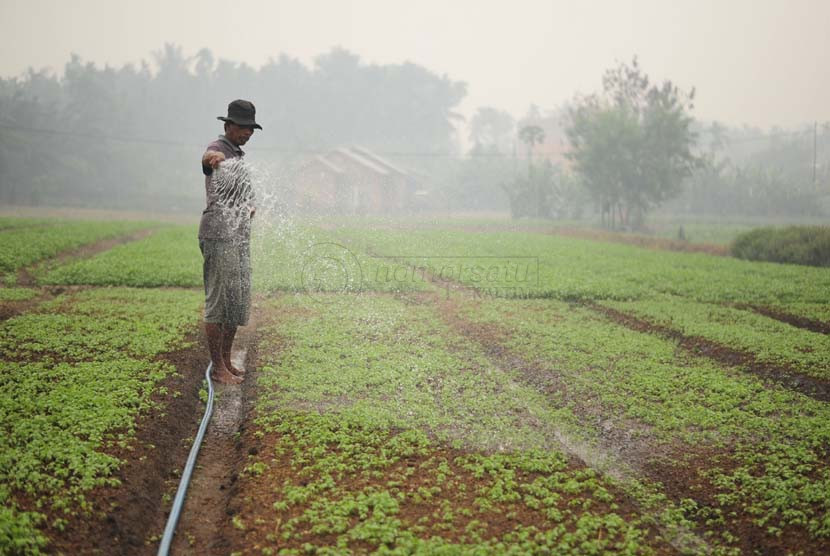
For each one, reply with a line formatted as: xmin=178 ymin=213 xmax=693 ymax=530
xmin=206 ymin=322 xmax=242 ymax=384
xmin=221 ymin=324 xmax=245 ymax=377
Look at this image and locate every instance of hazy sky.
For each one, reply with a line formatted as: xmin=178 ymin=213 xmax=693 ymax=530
xmin=2 ymin=0 xmax=828 ymax=130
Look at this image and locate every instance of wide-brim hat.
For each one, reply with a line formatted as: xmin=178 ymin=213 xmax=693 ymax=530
xmin=217 ymin=99 xmax=262 ymax=130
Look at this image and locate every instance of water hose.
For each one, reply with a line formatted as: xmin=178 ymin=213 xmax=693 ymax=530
xmin=157 ymin=361 xmax=215 ymax=556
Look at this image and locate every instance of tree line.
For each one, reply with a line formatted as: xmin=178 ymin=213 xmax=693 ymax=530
xmin=457 ymin=59 xmax=829 ymax=225
xmin=1 ymin=46 xmax=826 ymax=223
xmin=0 ymin=45 xmax=466 ymax=211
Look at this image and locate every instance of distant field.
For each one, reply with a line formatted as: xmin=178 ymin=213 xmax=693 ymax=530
xmin=1 ymin=214 xmax=829 ymax=555
xmin=0 ymin=220 xmax=154 ymax=281
xmin=40 ymin=226 xmax=202 ymax=288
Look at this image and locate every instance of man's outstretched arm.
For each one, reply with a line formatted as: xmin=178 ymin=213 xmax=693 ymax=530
xmin=201 ymin=150 xmax=226 ymax=175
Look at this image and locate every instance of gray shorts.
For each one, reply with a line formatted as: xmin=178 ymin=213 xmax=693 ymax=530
xmin=199 ymin=239 xmax=251 ymax=326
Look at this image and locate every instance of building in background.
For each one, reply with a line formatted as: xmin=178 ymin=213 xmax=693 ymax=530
xmin=290 ymin=146 xmax=424 ymax=214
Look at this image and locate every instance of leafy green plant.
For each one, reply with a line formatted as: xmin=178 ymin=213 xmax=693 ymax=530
xmin=0 ymin=219 xmax=153 ymax=273
xmin=0 ymin=287 xmax=202 ymax=553
xmin=41 ymin=226 xmax=201 ymax=287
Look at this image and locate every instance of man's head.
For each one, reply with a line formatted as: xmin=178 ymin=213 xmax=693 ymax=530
xmin=224 ymin=121 xmax=255 ymax=147
xmin=218 ymin=99 xmax=262 ymax=146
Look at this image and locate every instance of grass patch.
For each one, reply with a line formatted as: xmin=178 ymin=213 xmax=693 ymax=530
xmin=0 ymin=288 xmax=39 ymax=302
xmin=0 ymin=220 xmax=154 ymax=283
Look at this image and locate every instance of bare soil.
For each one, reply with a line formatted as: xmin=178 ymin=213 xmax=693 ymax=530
xmin=0 ymin=205 xmax=197 ymax=225
xmin=227 ymin=428 xmax=676 ymax=556
xmin=0 ymin=294 xmax=46 ymax=322
xmin=737 ymin=303 xmax=830 ymax=335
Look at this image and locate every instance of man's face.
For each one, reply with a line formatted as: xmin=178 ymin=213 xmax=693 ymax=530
xmin=226 ymin=123 xmax=255 ymax=146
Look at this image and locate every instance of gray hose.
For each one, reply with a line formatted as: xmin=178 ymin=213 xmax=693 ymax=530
xmin=157 ymin=361 xmax=215 ymax=556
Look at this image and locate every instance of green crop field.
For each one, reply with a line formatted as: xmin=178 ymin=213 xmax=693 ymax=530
xmin=0 ymin=215 xmax=828 ymax=555
xmin=0 ymin=220 xmax=155 ymax=280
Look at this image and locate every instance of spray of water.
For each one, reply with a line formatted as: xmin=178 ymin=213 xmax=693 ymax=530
xmin=227 ymin=158 xmax=377 ymax=311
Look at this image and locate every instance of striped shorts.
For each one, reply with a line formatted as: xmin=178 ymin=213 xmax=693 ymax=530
xmin=199 ymin=239 xmax=251 ymax=326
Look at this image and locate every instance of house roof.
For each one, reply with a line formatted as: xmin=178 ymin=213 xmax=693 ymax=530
xmin=350 ymin=146 xmax=409 ymax=176
xmin=312 ymin=155 xmax=344 ymax=174
xmin=332 ymin=147 xmax=389 ymax=175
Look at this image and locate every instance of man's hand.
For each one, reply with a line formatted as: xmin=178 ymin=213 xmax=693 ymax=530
xmin=202 ymin=151 xmax=226 ymax=169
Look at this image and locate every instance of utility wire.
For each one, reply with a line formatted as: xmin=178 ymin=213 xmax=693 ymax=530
xmin=0 ymin=121 xmax=823 ymax=157
xmin=0 ymin=122 xmax=198 ymax=148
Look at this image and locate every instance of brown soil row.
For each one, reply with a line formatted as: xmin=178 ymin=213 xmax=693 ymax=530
xmin=28 ymin=330 xmax=208 ymax=555
xmin=0 ymin=294 xmax=47 ymax=322
xmin=591 ymin=303 xmax=830 ymax=402
xmin=737 ymin=303 xmax=830 ymax=335
xmin=17 ymin=228 xmax=157 ymax=286
xmin=401 ymin=292 xmax=719 ymax=552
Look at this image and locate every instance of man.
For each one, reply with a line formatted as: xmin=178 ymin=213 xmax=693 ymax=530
xmin=199 ymin=99 xmax=261 ymax=384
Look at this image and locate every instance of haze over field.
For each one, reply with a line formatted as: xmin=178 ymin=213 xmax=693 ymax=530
xmin=1 ymin=0 xmax=828 ymax=129
xmin=1 ymin=0 xmax=828 ymax=222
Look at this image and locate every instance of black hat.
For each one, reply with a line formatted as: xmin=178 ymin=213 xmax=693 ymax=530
xmin=217 ymin=99 xmax=262 ymax=130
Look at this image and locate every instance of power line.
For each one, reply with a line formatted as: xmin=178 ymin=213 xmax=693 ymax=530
xmin=697 ymin=126 xmax=819 ymax=145
xmin=0 ymin=121 xmax=823 ymax=157
xmin=0 ymin=122 xmax=198 ymax=148
xmin=0 ymin=122 xmax=469 ymax=158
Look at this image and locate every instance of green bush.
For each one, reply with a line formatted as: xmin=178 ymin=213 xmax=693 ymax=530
xmin=731 ymin=226 xmax=830 ymax=267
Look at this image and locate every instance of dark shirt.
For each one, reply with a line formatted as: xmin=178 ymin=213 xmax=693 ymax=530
xmin=198 ymin=135 xmax=254 ymax=240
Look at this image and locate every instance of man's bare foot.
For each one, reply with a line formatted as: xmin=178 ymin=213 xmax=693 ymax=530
xmin=225 ymin=360 xmax=245 ymax=377
xmin=211 ymin=364 xmax=243 ymax=385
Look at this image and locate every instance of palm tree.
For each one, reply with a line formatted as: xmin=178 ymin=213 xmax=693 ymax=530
xmin=519 ymin=125 xmax=546 ymax=217
xmin=519 ymin=124 xmax=546 ymax=173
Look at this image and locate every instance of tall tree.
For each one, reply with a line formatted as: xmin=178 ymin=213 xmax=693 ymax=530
xmin=517 ymin=124 xmax=546 ymax=215
xmin=566 ymin=58 xmax=701 ymax=228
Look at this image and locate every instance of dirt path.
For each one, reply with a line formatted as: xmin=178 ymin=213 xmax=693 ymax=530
xmin=737 ymin=303 xmax=830 ymax=335
xmin=167 ymin=309 xmax=260 ymax=555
